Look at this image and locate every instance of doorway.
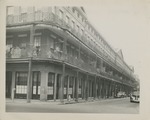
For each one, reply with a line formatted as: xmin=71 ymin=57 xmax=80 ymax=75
xmin=47 ymin=72 xmax=55 ymax=100
xmin=32 ymin=71 xmax=41 ymax=99
xmin=6 ymin=71 xmax=12 ymax=98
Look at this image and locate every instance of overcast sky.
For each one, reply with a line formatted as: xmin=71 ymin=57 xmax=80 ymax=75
xmin=84 ymin=0 xmax=150 ymax=80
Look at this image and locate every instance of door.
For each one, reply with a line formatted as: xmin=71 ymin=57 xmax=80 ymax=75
xmin=32 ymin=71 xmax=41 ymax=99
xmin=47 ymin=72 xmax=55 ymax=100
xmin=6 ymin=71 xmax=12 ymax=98
xmin=15 ymin=72 xmax=28 ymax=99
xmin=56 ymin=74 xmax=60 ymax=99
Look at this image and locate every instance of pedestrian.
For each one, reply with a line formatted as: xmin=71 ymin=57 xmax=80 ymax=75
xmin=68 ymin=94 xmax=71 ymax=103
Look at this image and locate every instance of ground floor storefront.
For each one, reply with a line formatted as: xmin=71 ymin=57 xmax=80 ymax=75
xmin=6 ymin=61 xmax=132 ymax=102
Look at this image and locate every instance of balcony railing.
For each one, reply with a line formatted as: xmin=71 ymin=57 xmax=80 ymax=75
xmin=6 ymin=44 xmax=96 ymax=73
xmin=6 ymin=44 xmax=130 ymax=84
xmin=6 ymin=45 xmax=30 ymax=59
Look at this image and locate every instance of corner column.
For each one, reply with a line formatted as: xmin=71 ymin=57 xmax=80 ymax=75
xmin=27 ymin=24 xmax=35 ymax=103
xmin=59 ymin=63 xmax=65 ymax=103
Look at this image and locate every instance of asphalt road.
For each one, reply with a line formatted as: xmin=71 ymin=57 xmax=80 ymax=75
xmin=6 ymin=97 xmax=139 ymax=114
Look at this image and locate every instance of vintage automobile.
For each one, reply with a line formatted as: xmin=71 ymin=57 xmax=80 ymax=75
xmin=130 ymin=91 xmax=140 ymax=103
xmin=115 ymin=91 xmax=126 ymax=98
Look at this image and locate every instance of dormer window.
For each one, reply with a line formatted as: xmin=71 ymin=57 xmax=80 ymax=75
xmin=66 ymin=16 xmax=69 ymax=24
xmin=71 ymin=21 xmax=75 ymax=29
xmin=59 ymin=10 xmax=63 ymax=19
xmin=77 ymin=12 xmax=80 ymax=18
xmin=76 ymin=25 xmax=79 ymax=32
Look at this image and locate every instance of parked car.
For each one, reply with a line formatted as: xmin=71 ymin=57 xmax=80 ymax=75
xmin=115 ymin=91 xmax=126 ymax=98
xmin=130 ymin=91 xmax=140 ymax=103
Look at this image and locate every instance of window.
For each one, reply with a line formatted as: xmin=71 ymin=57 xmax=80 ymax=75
xmin=67 ymin=43 xmax=71 ymax=55
xmin=20 ymin=13 xmax=27 ymax=22
xmin=71 ymin=21 xmax=75 ymax=29
xmin=34 ymin=36 xmax=41 ymax=48
xmin=72 ymin=8 xmax=75 ymax=13
xmin=74 ymin=49 xmax=79 ymax=58
xmin=81 ymin=29 xmax=84 ymax=35
xmin=7 ymin=6 xmax=14 ymax=15
xmin=33 ymin=36 xmax=41 ymax=56
xmin=49 ymin=37 xmax=54 ymax=49
xmin=77 ymin=12 xmax=80 ymax=18
xmin=19 ymin=38 xmax=27 ymax=49
xmin=59 ymin=10 xmax=63 ymax=19
xmin=48 ymin=73 xmax=55 ymax=87
xmin=51 ymin=7 xmax=55 ymax=13
xmin=66 ymin=15 xmax=69 ymax=24
xmin=15 ymin=72 xmax=28 ymax=95
xmin=54 ymin=39 xmax=63 ymax=52
xmin=32 ymin=72 xmax=41 ymax=97
xmin=76 ymin=25 xmax=79 ymax=32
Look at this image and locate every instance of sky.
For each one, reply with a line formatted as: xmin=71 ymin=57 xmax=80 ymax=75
xmin=83 ymin=0 xmax=150 ymax=80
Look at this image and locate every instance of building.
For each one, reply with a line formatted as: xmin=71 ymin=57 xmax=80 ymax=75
xmin=6 ymin=6 xmax=136 ymax=102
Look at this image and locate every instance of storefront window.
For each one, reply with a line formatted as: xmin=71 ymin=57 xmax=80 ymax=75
xmin=48 ymin=73 xmax=54 ymax=87
xmin=47 ymin=73 xmax=55 ymax=97
xmin=15 ymin=72 xmax=28 ymax=98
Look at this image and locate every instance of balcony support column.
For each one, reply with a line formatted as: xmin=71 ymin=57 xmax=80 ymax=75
xmin=105 ymin=80 xmax=108 ymax=98
xmin=75 ymin=71 xmax=79 ymax=102
xmin=94 ymin=76 xmax=97 ymax=100
xmin=83 ymin=76 xmax=87 ymax=100
xmin=11 ymin=71 xmax=16 ymax=100
xmin=59 ymin=63 xmax=65 ymax=104
xmin=102 ymin=79 xmax=105 ymax=98
xmin=66 ymin=75 xmax=69 ymax=101
xmin=85 ymin=74 xmax=89 ymax=101
xmin=97 ymin=78 xmax=100 ymax=99
xmin=27 ymin=24 xmax=35 ymax=103
xmin=109 ymin=81 xmax=112 ymax=98
xmin=111 ymin=82 xmax=115 ymax=98
xmin=53 ymin=73 xmax=57 ymax=101
xmin=114 ymin=82 xmax=117 ymax=97
xmin=100 ymin=79 xmax=103 ymax=98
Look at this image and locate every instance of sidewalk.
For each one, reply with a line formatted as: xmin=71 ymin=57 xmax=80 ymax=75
xmin=6 ymin=97 xmax=129 ymax=105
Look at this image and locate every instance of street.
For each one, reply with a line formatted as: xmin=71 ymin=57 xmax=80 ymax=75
xmin=6 ymin=97 xmax=139 ymax=114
